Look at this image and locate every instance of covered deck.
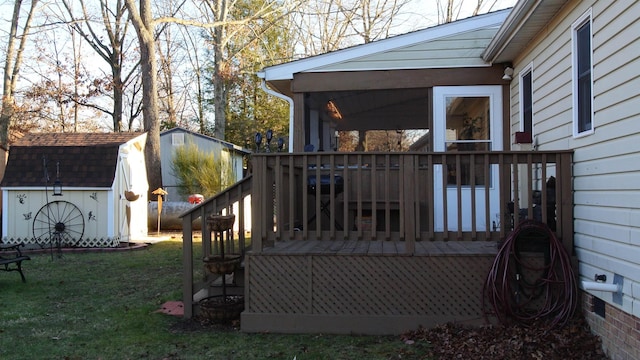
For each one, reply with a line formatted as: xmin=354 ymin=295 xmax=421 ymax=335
xmin=181 ymin=150 xmax=573 ymax=334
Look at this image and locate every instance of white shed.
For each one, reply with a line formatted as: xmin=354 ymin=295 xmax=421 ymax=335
xmin=1 ymin=132 xmax=148 ymax=248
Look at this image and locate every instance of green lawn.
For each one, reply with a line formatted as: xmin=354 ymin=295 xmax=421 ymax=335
xmin=0 ymin=240 xmax=429 ymax=359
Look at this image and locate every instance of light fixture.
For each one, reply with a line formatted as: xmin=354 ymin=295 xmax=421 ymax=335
xmin=502 ymin=66 xmax=514 ymax=81
xmin=254 ymin=132 xmax=262 ymax=152
xmin=52 ymin=161 xmax=63 ymax=196
xmin=326 ymin=100 xmax=342 ymax=120
xmin=265 ymin=129 xmax=273 ymax=152
xmin=277 ymin=137 xmax=285 ymax=152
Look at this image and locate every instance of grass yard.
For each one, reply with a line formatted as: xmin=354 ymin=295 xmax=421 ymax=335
xmin=0 ymin=240 xmax=428 ymax=360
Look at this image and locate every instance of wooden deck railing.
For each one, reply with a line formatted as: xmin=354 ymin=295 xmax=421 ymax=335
xmin=251 ymin=151 xmax=573 ymax=254
xmin=181 ymin=175 xmax=253 ymax=318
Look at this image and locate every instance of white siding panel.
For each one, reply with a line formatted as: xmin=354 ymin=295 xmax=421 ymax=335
xmin=575 ymin=173 xmax=640 ymax=191
xmin=533 ymin=121 xmax=571 ymax=149
xmin=532 ymin=97 xmax=571 ymax=136
xmin=533 ymin=45 xmax=571 ymax=97
xmin=572 ymin=129 xmax=640 ymax=161
xmin=574 ymin=218 xmax=631 ymax=244
xmin=574 ymin=153 xmax=640 ymax=176
xmin=318 ymin=27 xmax=499 ymax=71
xmin=575 ymin=246 xmax=640 ymax=285
xmin=574 ymin=191 xmax=640 ymax=209
xmin=594 ymin=40 xmax=640 ymax=90
xmin=595 ymin=91 xmax=640 ymax=128
xmin=592 ymin=1 xmax=639 ymax=67
xmin=593 ymin=0 xmax=634 ymax=37
xmin=591 ymin=239 xmax=640 ymax=265
xmin=512 ymin=0 xmax=640 ymax=315
xmin=574 ymin=205 xmax=635 ymax=231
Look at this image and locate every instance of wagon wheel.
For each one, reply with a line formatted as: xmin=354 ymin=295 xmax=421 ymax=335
xmin=33 ymin=201 xmax=85 ymax=248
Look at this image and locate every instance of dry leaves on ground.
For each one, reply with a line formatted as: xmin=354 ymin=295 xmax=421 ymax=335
xmin=401 ymin=315 xmax=608 ymax=360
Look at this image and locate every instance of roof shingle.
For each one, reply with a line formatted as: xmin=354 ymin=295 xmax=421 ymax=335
xmin=1 ymin=132 xmax=145 ymax=188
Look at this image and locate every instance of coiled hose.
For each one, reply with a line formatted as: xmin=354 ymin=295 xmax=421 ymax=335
xmin=483 ymin=219 xmax=577 ymax=328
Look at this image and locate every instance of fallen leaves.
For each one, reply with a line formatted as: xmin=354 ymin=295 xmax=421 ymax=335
xmin=401 ymin=315 xmax=607 ymax=359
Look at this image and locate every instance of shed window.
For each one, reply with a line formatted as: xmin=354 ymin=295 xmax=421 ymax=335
xmin=172 ymin=133 xmax=185 ymax=146
xmin=572 ymin=10 xmax=593 ymax=136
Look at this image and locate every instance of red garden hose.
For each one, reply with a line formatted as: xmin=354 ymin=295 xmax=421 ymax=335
xmin=483 ymin=219 xmax=578 ymax=328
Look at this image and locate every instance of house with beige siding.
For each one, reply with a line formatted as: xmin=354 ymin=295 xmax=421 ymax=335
xmin=483 ymin=1 xmax=640 ymax=358
xmin=180 ymin=2 xmax=638 ymax=357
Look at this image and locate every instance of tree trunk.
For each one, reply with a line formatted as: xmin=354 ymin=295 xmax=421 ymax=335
xmin=212 ymin=11 xmax=227 ymax=140
xmin=112 ymin=63 xmax=124 ymax=132
xmin=139 ymin=28 xmax=163 ymax=195
xmin=126 ymin=0 xmax=162 ymax=195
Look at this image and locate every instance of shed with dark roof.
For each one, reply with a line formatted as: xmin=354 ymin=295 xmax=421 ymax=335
xmin=1 ymin=132 xmax=148 ymax=247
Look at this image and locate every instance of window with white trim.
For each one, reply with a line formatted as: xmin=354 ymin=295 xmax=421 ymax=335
xmin=171 ymin=133 xmax=185 ymax=146
xmin=572 ymin=10 xmax=593 ymax=136
xmin=519 ymin=63 xmax=533 ymax=135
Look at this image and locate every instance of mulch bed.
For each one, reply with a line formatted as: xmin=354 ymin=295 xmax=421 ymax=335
xmin=401 ymin=315 xmax=608 ymax=359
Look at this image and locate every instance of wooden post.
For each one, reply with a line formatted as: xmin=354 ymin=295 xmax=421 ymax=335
xmin=152 ymin=187 xmax=168 ymax=234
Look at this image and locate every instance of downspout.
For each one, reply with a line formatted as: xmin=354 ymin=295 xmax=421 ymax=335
xmin=258 ymin=72 xmax=294 ymax=152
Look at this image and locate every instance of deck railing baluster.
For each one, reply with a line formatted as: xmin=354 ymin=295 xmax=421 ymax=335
xmin=244 ymin=151 xmax=572 ymax=245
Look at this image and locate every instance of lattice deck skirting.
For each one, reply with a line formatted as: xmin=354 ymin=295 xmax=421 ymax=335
xmin=2 ymin=237 xmax=120 ymax=249
xmin=242 ymin=240 xmax=503 ymax=334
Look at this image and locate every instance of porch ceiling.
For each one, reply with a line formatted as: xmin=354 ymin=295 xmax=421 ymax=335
xmin=310 ymin=88 xmax=430 ymax=131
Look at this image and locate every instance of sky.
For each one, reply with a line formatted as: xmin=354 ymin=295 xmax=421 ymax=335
xmin=397 ymin=0 xmax=517 ymax=32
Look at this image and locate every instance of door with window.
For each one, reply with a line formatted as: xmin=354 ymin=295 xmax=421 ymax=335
xmin=433 ymin=86 xmax=502 ymax=231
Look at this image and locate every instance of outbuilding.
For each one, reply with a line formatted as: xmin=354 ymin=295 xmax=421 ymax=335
xmin=1 ymin=132 xmax=148 ymax=248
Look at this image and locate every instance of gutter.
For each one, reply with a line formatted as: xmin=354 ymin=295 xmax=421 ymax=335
xmin=482 ymin=0 xmax=541 ymax=63
xmin=258 ymin=72 xmax=294 ymax=152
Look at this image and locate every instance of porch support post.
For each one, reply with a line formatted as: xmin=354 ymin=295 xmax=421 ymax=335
xmin=251 ymin=155 xmax=264 ymax=252
xmin=557 ymin=152 xmax=574 ymax=255
xmin=292 ymin=93 xmax=305 ymax=152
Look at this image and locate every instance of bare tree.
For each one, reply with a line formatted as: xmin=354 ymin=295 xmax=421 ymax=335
xmin=290 ymin=0 xmax=353 ymax=56
xmin=340 ymin=0 xmax=412 ymax=43
xmin=435 ymin=0 xmax=501 ymax=24
xmin=61 ymin=0 xmax=141 ymax=132
xmin=124 ymin=0 xmax=291 ymax=192
xmin=157 ymin=24 xmax=179 ymax=128
xmin=177 ymin=24 xmax=206 ymax=133
xmin=1 ymin=0 xmax=40 ymax=150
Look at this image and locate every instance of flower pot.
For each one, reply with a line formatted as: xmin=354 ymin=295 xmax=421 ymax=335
xmin=198 ymin=295 xmax=244 ymax=322
xmin=203 ymin=255 xmax=241 ymax=274
xmin=206 ymin=214 xmax=235 ymax=232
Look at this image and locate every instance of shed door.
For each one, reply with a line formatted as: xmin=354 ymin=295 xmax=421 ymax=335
xmin=433 ymin=86 xmax=502 ymax=231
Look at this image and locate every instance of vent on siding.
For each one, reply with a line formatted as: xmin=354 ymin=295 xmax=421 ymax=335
xmin=172 ymin=133 xmax=184 ymax=146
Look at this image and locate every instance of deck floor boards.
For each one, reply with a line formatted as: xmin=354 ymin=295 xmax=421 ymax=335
xmin=258 ymin=240 xmax=499 ymax=256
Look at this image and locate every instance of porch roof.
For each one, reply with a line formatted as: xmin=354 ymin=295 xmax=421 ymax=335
xmin=482 ymin=0 xmax=570 ymax=64
xmin=258 ymin=9 xmax=510 ymax=96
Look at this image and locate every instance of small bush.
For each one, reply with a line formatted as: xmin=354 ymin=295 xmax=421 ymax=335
xmin=171 ymin=143 xmax=234 ymax=198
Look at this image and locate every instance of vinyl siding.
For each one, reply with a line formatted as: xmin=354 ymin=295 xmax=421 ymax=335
xmin=317 ymin=27 xmax=500 ymax=71
xmin=509 ymin=0 xmax=640 ymax=315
